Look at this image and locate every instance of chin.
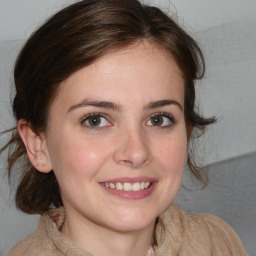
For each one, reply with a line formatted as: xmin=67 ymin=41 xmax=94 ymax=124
xmin=105 ymin=209 xmax=158 ymax=232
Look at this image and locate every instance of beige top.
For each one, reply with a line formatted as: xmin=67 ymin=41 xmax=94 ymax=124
xmin=6 ymin=204 xmax=248 ymax=256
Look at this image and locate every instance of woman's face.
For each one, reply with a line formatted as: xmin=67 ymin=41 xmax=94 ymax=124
xmin=44 ymin=41 xmax=187 ymax=232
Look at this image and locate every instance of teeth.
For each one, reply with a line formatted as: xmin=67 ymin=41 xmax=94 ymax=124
xmin=104 ymin=181 xmax=152 ymax=191
xmin=116 ymin=182 xmax=123 ymax=190
xmin=145 ymin=182 xmax=150 ymax=188
xmin=110 ymin=183 xmax=115 ymax=189
xmin=123 ymin=182 xmax=132 ymax=191
xmin=133 ymin=182 xmax=141 ymax=191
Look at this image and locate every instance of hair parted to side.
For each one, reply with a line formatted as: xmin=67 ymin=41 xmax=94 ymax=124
xmin=0 ymin=0 xmax=216 ymax=214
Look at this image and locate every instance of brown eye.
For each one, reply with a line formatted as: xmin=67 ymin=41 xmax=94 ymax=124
xmin=88 ymin=116 xmax=101 ymax=126
xmin=83 ymin=114 xmax=110 ymax=127
xmin=146 ymin=113 xmax=174 ymax=127
xmin=151 ymin=115 xmax=163 ymax=126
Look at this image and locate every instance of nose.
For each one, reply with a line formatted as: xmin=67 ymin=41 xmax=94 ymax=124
xmin=113 ymin=127 xmax=152 ymax=169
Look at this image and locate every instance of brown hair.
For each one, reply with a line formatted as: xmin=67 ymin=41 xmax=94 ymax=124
xmin=1 ymin=0 xmax=216 ymax=214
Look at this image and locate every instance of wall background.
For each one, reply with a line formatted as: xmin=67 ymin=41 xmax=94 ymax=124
xmin=0 ymin=0 xmax=255 ymax=255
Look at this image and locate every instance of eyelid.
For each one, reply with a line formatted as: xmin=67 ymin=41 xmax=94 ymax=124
xmin=80 ymin=113 xmax=112 ymax=128
xmin=146 ymin=112 xmax=175 ymax=127
xmin=155 ymin=112 xmax=175 ymax=120
xmin=80 ymin=112 xmax=175 ymax=129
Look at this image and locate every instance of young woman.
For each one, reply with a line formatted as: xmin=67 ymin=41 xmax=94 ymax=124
xmin=1 ymin=0 xmax=247 ymax=255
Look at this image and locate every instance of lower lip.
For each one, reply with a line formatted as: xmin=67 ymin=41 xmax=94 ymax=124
xmin=101 ymin=182 xmax=157 ymax=200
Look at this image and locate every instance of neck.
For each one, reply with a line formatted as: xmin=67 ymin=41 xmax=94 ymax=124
xmin=61 ymin=209 xmax=155 ymax=256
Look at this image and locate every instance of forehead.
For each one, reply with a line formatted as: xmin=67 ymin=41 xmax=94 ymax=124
xmin=52 ymin=41 xmax=184 ymax=110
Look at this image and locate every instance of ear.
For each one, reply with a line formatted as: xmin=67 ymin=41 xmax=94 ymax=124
xmin=17 ymin=119 xmax=52 ymax=173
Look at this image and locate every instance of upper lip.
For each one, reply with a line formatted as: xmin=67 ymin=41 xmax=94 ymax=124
xmin=100 ymin=176 xmax=157 ymax=184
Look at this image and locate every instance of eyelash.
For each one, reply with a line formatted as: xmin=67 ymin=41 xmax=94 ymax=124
xmin=80 ymin=112 xmax=175 ymax=129
xmin=146 ymin=113 xmax=175 ymax=128
xmin=81 ymin=113 xmax=111 ymax=129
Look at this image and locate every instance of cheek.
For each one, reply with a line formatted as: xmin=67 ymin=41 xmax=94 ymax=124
xmin=152 ymin=133 xmax=187 ymax=214
xmin=155 ymin=134 xmax=187 ymax=176
xmin=49 ymin=136 xmax=111 ymax=178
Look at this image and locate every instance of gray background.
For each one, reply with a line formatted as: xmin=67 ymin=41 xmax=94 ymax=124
xmin=0 ymin=0 xmax=255 ymax=255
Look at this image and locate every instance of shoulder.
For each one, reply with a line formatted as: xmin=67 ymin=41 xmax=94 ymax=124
xmin=5 ymin=227 xmax=54 ymax=256
xmin=157 ymin=204 xmax=248 ymax=256
xmin=5 ymin=213 xmax=63 ymax=256
xmin=6 ymin=233 xmax=39 ymax=256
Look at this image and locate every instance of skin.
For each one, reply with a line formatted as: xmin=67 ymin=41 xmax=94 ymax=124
xmin=18 ymin=41 xmax=188 ymax=256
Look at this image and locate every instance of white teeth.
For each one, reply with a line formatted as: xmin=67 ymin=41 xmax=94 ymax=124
xmin=123 ymin=183 xmax=132 ymax=191
xmin=133 ymin=182 xmax=141 ymax=191
xmin=110 ymin=183 xmax=115 ymax=189
xmin=104 ymin=181 xmax=152 ymax=191
xmin=116 ymin=182 xmax=123 ymax=190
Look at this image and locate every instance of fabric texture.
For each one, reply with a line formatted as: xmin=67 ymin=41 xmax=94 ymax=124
xmin=6 ymin=204 xmax=248 ymax=256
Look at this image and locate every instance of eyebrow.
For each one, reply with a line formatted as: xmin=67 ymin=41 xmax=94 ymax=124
xmin=67 ymin=99 xmax=183 ymax=113
xmin=144 ymin=99 xmax=183 ymax=111
xmin=68 ymin=99 xmax=122 ymax=113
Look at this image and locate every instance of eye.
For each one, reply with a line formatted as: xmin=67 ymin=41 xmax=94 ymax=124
xmin=146 ymin=113 xmax=174 ymax=127
xmin=82 ymin=114 xmax=110 ymax=128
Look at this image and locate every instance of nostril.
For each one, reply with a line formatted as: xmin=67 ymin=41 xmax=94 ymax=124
xmin=118 ymin=158 xmax=150 ymax=169
xmin=113 ymin=135 xmax=152 ymax=168
xmin=119 ymin=159 xmax=133 ymax=166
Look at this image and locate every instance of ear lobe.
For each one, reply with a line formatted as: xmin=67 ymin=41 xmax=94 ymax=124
xmin=17 ymin=119 xmax=52 ymax=173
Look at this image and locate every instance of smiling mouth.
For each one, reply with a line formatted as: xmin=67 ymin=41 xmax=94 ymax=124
xmin=102 ymin=181 xmax=152 ymax=192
